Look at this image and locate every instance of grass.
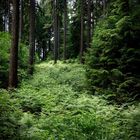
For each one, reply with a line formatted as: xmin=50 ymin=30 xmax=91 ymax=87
xmin=0 ymin=61 xmax=140 ymax=140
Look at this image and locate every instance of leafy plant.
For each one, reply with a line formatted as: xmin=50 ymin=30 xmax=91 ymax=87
xmin=0 ymin=89 xmax=21 ymax=140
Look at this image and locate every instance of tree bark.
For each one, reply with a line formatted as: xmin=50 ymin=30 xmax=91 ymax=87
xmin=8 ymin=0 xmax=19 ymax=88
xmin=0 ymin=14 xmax=3 ymax=31
xmin=28 ymin=0 xmax=35 ymax=75
xmin=58 ymin=17 xmax=60 ymax=60
xmin=8 ymin=0 xmax=12 ymax=33
xmin=87 ymin=0 xmax=91 ymax=48
xmin=19 ymin=0 xmax=23 ymax=41
xmin=54 ymin=0 xmax=58 ymax=64
xmin=63 ymin=0 xmax=67 ymax=60
xmin=80 ymin=0 xmax=84 ymax=63
xmin=42 ymin=46 xmax=46 ymax=61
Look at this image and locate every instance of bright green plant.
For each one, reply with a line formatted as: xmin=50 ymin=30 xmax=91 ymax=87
xmin=0 ymin=89 xmax=21 ymax=140
xmin=0 ymin=32 xmax=29 ymax=88
xmin=11 ymin=61 xmax=140 ymax=140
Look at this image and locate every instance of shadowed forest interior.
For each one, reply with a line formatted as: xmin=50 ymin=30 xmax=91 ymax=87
xmin=0 ymin=0 xmax=140 ymax=139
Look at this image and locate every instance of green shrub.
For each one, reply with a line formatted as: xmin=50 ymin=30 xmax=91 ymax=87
xmin=0 ymin=89 xmax=21 ymax=140
xmin=12 ymin=62 xmax=140 ymax=140
xmin=0 ymin=32 xmax=29 ymax=88
xmin=0 ymin=32 xmax=10 ymax=88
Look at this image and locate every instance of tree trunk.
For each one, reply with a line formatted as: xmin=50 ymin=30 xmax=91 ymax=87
xmin=0 ymin=16 xmax=3 ymax=31
xmin=8 ymin=0 xmax=12 ymax=33
xmin=87 ymin=0 xmax=91 ymax=48
xmin=80 ymin=0 xmax=84 ymax=63
xmin=48 ymin=34 xmax=51 ymax=52
xmin=48 ymin=28 xmax=51 ymax=52
xmin=28 ymin=0 xmax=35 ymax=75
xmin=63 ymin=0 xmax=67 ymax=60
xmin=19 ymin=0 xmax=23 ymax=41
xmin=58 ymin=17 xmax=60 ymax=60
xmin=91 ymin=0 xmax=94 ymax=36
xmin=54 ymin=0 xmax=58 ymax=64
xmin=49 ymin=39 xmax=51 ymax=51
xmin=42 ymin=46 xmax=46 ymax=61
xmin=8 ymin=0 xmax=19 ymax=88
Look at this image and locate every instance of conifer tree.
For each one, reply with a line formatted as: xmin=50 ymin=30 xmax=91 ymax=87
xmin=28 ymin=0 xmax=35 ymax=74
xmin=63 ymin=0 xmax=67 ymax=60
xmin=80 ymin=0 xmax=84 ymax=63
xmin=9 ymin=0 xmax=19 ymax=88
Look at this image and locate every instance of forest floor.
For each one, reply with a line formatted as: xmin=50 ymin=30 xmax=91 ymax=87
xmin=1 ymin=61 xmax=139 ymax=140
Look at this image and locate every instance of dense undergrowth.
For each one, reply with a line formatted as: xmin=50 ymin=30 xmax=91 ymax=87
xmin=85 ymin=0 xmax=140 ymax=103
xmin=0 ymin=61 xmax=140 ymax=140
xmin=0 ymin=32 xmax=29 ymax=88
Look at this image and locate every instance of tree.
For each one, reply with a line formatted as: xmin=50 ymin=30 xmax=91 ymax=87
xmin=80 ymin=0 xmax=84 ymax=63
xmin=63 ymin=0 xmax=67 ymax=60
xmin=8 ymin=0 xmax=19 ymax=88
xmin=53 ymin=0 xmax=59 ymax=63
xmin=87 ymin=0 xmax=91 ymax=48
xmin=19 ymin=0 xmax=23 ymax=41
xmin=28 ymin=0 xmax=36 ymax=74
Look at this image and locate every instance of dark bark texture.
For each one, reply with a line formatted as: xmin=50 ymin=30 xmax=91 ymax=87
xmin=63 ymin=0 xmax=67 ymax=60
xmin=28 ymin=0 xmax=35 ymax=75
xmin=9 ymin=0 xmax=19 ymax=88
xmin=80 ymin=0 xmax=84 ymax=63
xmin=87 ymin=0 xmax=91 ymax=48
xmin=54 ymin=0 xmax=59 ymax=64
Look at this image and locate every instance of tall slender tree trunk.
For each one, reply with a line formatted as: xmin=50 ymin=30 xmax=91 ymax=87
xmin=42 ymin=45 xmax=46 ymax=61
xmin=80 ymin=0 xmax=84 ymax=63
xmin=28 ymin=0 xmax=35 ymax=75
xmin=91 ymin=1 xmax=94 ymax=36
xmin=48 ymin=28 xmax=51 ymax=52
xmin=8 ymin=0 xmax=19 ymax=88
xmin=19 ymin=0 xmax=23 ymax=41
xmin=3 ymin=1 xmax=7 ymax=32
xmin=3 ymin=1 xmax=6 ymax=32
xmin=8 ymin=0 xmax=12 ymax=33
xmin=54 ymin=0 xmax=58 ymax=64
xmin=58 ymin=17 xmax=60 ymax=60
xmin=63 ymin=0 xmax=67 ymax=60
xmin=87 ymin=0 xmax=91 ymax=48
xmin=0 ymin=16 xmax=3 ymax=31
xmin=48 ymin=38 xmax=51 ymax=51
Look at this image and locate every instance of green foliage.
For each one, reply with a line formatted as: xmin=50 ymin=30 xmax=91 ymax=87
xmin=6 ymin=61 xmax=139 ymax=140
xmin=120 ymin=104 xmax=140 ymax=140
xmin=85 ymin=0 xmax=140 ymax=103
xmin=0 ymin=89 xmax=21 ymax=140
xmin=0 ymin=61 xmax=139 ymax=139
xmin=0 ymin=32 xmax=10 ymax=87
xmin=0 ymin=32 xmax=29 ymax=88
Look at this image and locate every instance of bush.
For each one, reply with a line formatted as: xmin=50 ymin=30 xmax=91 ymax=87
xmin=0 ymin=32 xmax=29 ymax=88
xmin=0 ymin=32 xmax=10 ymax=88
xmin=0 ymin=89 xmax=21 ymax=140
xmin=12 ymin=62 xmax=140 ymax=140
